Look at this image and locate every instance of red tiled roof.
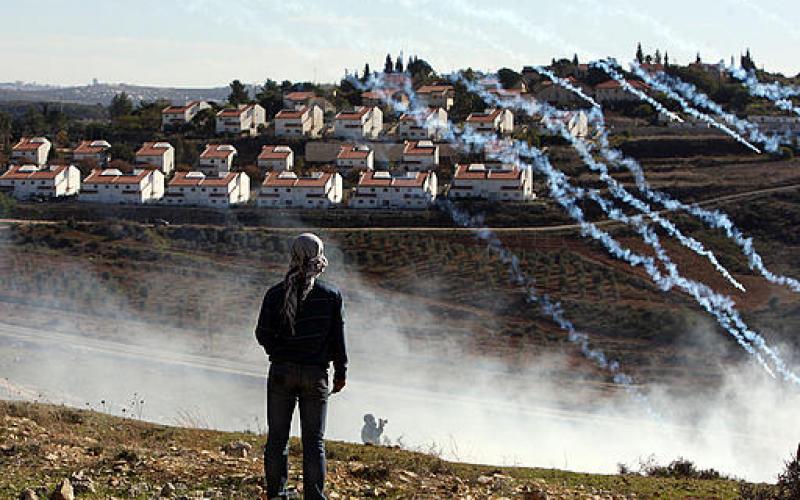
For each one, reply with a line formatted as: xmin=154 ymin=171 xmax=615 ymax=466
xmin=357 ymin=171 xmax=431 ymax=188
xmin=162 ymin=101 xmax=202 ymax=114
xmin=335 ymin=107 xmax=371 ymax=120
xmin=399 ymin=107 xmax=439 ymax=122
xmin=0 ymin=165 xmax=66 ymax=180
xmin=169 ymin=172 xmax=240 ymax=187
xmin=466 ymin=109 xmax=503 ymax=123
xmin=258 ymin=145 xmax=292 ymax=160
xmin=453 ymin=164 xmax=522 ymax=180
xmin=83 ymin=169 xmax=151 ymax=185
xmin=136 ymin=142 xmax=172 ymax=157
xmin=12 ymin=137 xmax=49 ymax=152
xmin=74 ymin=140 xmax=110 ymax=155
xmin=594 ymin=79 xmax=650 ymax=91
xmin=263 ymin=171 xmax=332 ymax=188
xmin=275 ymin=106 xmax=309 ymax=120
xmin=417 ymin=84 xmax=453 ymax=94
xmin=216 ymin=104 xmax=256 ymax=117
xmin=200 ymin=144 xmax=236 ymax=159
xmin=337 ymin=145 xmax=372 ymax=160
xmin=403 ymin=141 xmax=437 ymax=156
xmin=284 ymin=91 xmax=316 ymax=101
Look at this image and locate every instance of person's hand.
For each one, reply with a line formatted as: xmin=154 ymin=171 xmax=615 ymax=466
xmin=331 ymin=378 xmax=346 ymax=394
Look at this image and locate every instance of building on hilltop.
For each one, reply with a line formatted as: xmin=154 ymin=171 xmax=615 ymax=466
xmin=73 ymin=140 xmax=111 ymax=167
xmin=162 ymin=171 xmax=250 ymax=207
xmin=336 ymin=144 xmax=374 ymax=172
xmin=257 ymin=145 xmax=294 ymax=173
xmin=215 ymin=103 xmax=266 ymax=136
xmin=274 ymin=105 xmax=324 ymax=138
xmin=416 ymin=85 xmax=455 ymax=110
xmin=257 ymin=171 xmax=342 ymax=209
xmin=334 ymin=106 xmax=383 ymax=140
xmin=198 ymin=144 xmax=237 ymax=176
xmin=449 ymin=163 xmax=534 ymax=201
xmin=349 ymin=170 xmax=437 ymax=209
xmin=11 ymin=137 xmax=51 ymax=166
xmin=401 ymin=140 xmax=439 ymax=171
xmin=0 ymin=164 xmax=80 ymax=200
xmin=465 ymin=108 xmax=514 ymax=135
xmin=135 ymin=142 xmax=175 ymax=175
xmin=80 ymin=168 xmax=164 ymax=204
xmin=397 ymin=107 xmax=448 ymax=140
xmin=161 ymin=101 xmax=211 ymax=131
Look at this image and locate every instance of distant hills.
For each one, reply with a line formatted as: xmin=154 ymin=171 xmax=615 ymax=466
xmin=0 ymin=82 xmax=260 ymax=106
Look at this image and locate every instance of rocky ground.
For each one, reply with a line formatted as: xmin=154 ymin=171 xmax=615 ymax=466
xmin=0 ymin=400 xmax=749 ymax=499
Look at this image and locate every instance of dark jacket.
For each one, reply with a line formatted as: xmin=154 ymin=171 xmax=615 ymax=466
xmin=255 ymin=280 xmax=348 ymax=380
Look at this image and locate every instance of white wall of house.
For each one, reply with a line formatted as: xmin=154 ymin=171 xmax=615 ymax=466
xmin=336 ymin=149 xmax=374 ymax=171
xmin=80 ymin=169 xmax=164 ymax=204
xmin=161 ymin=101 xmax=210 ymax=130
xmin=349 ymin=171 xmax=437 ymax=209
xmin=0 ymin=165 xmax=80 ymax=200
xmin=11 ymin=138 xmax=51 ymax=166
xmin=397 ymin=108 xmax=448 ymax=140
xmin=257 ymin=150 xmax=294 ymax=172
xmin=449 ymin=164 xmax=534 ymax=201
xmin=162 ymin=172 xmax=250 ymax=207
xmin=274 ymin=105 xmax=323 ymax=138
xmin=216 ymin=104 xmax=266 ymax=135
xmin=136 ymin=144 xmax=175 ymax=174
xmin=257 ymin=172 xmax=342 ymax=208
xmin=334 ymin=107 xmax=383 ymax=140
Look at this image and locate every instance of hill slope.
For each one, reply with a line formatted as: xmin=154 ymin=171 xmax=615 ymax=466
xmin=0 ymin=400 xmax=744 ymax=499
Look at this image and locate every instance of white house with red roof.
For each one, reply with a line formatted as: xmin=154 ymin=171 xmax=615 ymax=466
xmin=11 ymin=137 xmax=51 ymax=166
xmin=161 ymin=101 xmax=210 ymax=130
xmin=349 ymin=170 xmax=437 ymax=209
xmin=533 ymin=78 xmax=593 ymax=106
xmin=335 ymin=144 xmax=374 ymax=172
xmin=215 ymin=103 xmax=266 ymax=136
xmin=282 ymin=91 xmax=316 ymax=109
xmin=334 ymin=106 xmax=383 ymax=140
xmin=416 ymin=85 xmax=455 ymax=110
xmin=361 ymin=88 xmax=408 ymax=108
xmin=73 ymin=140 xmax=111 ymax=166
xmin=274 ymin=105 xmax=324 ymax=138
xmin=198 ymin=144 xmax=237 ymax=176
xmin=397 ymin=107 xmax=448 ymax=140
xmin=257 ymin=145 xmax=294 ymax=173
xmin=449 ymin=163 xmax=534 ymax=201
xmin=257 ymin=171 xmax=342 ymax=208
xmin=593 ymin=79 xmax=650 ymax=103
xmin=135 ymin=142 xmax=175 ymax=174
xmin=162 ymin=171 xmax=250 ymax=207
xmin=465 ymin=108 xmax=514 ymax=134
xmin=401 ymin=140 xmax=439 ymax=170
xmin=0 ymin=164 xmax=80 ymax=200
xmin=80 ymin=168 xmax=164 ymax=204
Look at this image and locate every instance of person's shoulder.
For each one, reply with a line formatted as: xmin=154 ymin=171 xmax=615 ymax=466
xmin=265 ymin=282 xmax=285 ymax=301
xmin=314 ymin=280 xmax=341 ymax=298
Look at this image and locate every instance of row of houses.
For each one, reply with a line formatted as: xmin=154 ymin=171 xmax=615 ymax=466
xmin=0 ymin=162 xmax=534 ymax=208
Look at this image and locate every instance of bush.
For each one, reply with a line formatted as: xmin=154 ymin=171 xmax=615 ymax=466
xmin=776 ymin=444 xmax=800 ymax=499
xmin=0 ymin=192 xmax=15 ymax=216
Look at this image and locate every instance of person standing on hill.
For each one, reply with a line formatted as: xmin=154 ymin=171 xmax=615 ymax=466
xmin=255 ymin=233 xmax=348 ymax=500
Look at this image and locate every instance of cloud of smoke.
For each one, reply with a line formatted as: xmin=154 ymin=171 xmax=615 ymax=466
xmin=727 ymin=65 xmax=800 ymax=116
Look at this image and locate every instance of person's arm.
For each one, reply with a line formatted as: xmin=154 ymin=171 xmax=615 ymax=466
xmin=254 ymin=292 xmax=275 ymax=355
xmin=331 ymin=290 xmax=348 ymax=383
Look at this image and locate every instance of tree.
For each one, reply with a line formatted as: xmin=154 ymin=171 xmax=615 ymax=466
xmin=227 ymin=80 xmax=250 ymax=105
xmin=384 ymin=53 xmax=393 ymax=74
xmin=572 ymin=53 xmax=579 ymax=65
xmin=362 ymin=63 xmax=371 ymax=83
xmin=664 ymin=51 xmax=670 ymax=67
xmin=0 ymin=112 xmax=11 ymax=147
xmin=191 ymin=107 xmax=217 ymax=136
xmin=407 ymin=57 xmax=433 ymax=80
xmin=109 ymin=92 xmax=134 ymax=118
xmin=741 ymin=48 xmax=756 ymax=71
xmin=255 ymin=79 xmax=283 ymax=117
xmin=109 ymin=144 xmax=135 ymax=162
xmin=395 ymin=53 xmax=404 ymax=73
xmin=644 ymin=54 xmax=653 ymax=65
xmin=497 ymin=68 xmax=522 ymax=89
xmin=654 ymin=49 xmax=662 ymax=65
xmin=695 ymin=52 xmax=702 ymax=64
xmin=635 ymin=43 xmax=644 ymax=64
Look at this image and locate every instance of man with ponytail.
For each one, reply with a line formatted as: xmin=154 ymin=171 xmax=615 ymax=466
xmin=255 ymin=233 xmax=348 ymax=500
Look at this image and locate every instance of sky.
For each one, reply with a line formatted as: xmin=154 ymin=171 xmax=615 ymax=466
xmin=0 ymin=0 xmax=798 ymax=88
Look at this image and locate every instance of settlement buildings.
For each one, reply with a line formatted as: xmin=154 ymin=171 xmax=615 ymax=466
xmin=336 ymin=144 xmax=374 ymax=172
xmin=401 ymin=140 xmax=439 ymax=170
xmin=349 ymin=170 xmax=437 ymax=209
xmin=80 ymin=168 xmax=164 ymax=204
xmin=257 ymin=145 xmax=294 ymax=173
xmin=274 ymin=105 xmax=324 ymax=138
xmin=465 ymin=109 xmax=514 ymax=134
xmin=334 ymin=106 xmax=383 ymax=140
xmin=135 ymin=142 xmax=175 ymax=174
xmin=161 ymin=101 xmax=211 ymax=130
xmin=593 ymin=80 xmax=650 ymax=104
xmin=449 ymin=163 xmax=534 ymax=201
xmin=0 ymin=164 xmax=80 ymax=200
xmin=73 ymin=140 xmax=111 ymax=166
xmin=215 ymin=104 xmax=266 ymax=136
xmin=397 ymin=107 xmax=448 ymax=140
xmin=163 ymin=171 xmax=250 ymax=207
xmin=416 ymin=85 xmax=455 ymax=110
xmin=11 ymin=137 xmax=52 ymax=166
xmin=198 ymin=144 xmax=237 ymax=176
xmin=258 ymin=171 xmax=343 ymax=208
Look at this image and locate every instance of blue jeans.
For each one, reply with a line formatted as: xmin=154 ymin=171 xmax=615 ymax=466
xmin=265 ymin=361 xmax=329 ymax=500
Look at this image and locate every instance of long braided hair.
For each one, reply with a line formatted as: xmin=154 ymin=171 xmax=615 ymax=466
xmin=281 ymin=233 xmax=328 ymax=335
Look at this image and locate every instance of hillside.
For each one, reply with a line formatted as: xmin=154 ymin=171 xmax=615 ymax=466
xmin=0 ymin=400 xmax=747 ymax=499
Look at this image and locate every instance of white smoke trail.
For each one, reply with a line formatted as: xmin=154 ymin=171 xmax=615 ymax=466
xmin=628 ymin=61 xmax=785 ymax=153
xmin=727 ymin=65 xmax=800 ymax=116
xmin=443 ymin=75 xmax=800 ymax=384
xmin=590 ymin=59 xmax=684 ymax=123
xmin=621 ymin=62 xmax=762 ymax=153
xmin=529 ymin=65 xmax=800 ymax=295
xmin=528 ymin=65 xmax=600 ymax=108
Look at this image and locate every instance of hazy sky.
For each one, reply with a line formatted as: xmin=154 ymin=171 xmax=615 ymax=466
xmin=1 ymin=0 xmax=798 ymax=87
